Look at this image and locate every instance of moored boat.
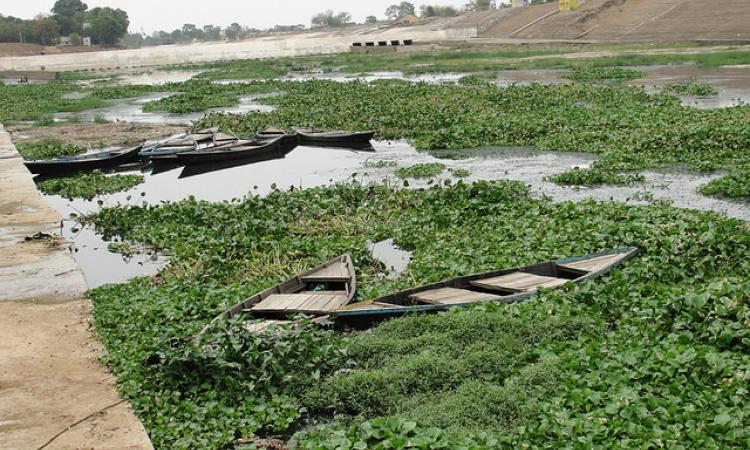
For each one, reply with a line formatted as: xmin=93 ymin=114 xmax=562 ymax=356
xmin=292 ymin=127 xmax=375 ymax=147
xmin=176 ymin=136 xmax=283 ymax=165
xmin=257 ymin=126 xmax=299 ymax=151
xmin=332 ymin=247 xmax=639 ymax=329
xmin=199 ymin=255 xmax=356 ymax=335
xmin=24 ymin=144 xmax=144 ymax=175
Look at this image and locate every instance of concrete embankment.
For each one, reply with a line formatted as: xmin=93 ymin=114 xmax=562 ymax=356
xmin=0 ymin=126 xmax=153 ymax=449
xmin=0 ymin=27 xmax=476 ymax=73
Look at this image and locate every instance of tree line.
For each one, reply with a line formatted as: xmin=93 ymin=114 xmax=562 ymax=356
xmin=0 ymin=0 xmax=128 ymax=46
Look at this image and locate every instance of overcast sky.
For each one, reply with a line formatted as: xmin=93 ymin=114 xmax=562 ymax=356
xmin=1 ymin=0 xmax=489 ymax=34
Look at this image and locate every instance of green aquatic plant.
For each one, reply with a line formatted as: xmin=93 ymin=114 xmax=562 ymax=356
xmin=564 ymin=66 xmax=645 ymax=82
xmin=664 ymin=79 xmax=719 ymax=96
xmin=37 ymin=171 xmax=144 ymax=200
xmin=458 ymin=73 xmax=497 ymax=86
xmin=85 ymin=181 xmax=750 ymax=448
xmin=16 ymin=139 xmax=85 ymax=160
xmin=699 ymin=171 xmax=750 ymax=199
xmin=449 ymin=168 xmax=471 ymax=178
xmin=363 ymin=160 xmax=398 ymax=168
xmin=395 ymin=163 xmax=446 ymax=179
xmin=549 ymin=167 xmax=645 ymax=186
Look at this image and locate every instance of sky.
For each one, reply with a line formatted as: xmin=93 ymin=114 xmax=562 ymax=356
xmin=0 ymin=0 xmax=487 ymax=34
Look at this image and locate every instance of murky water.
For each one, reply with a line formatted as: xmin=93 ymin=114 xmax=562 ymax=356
xmin=40 ymin=141 xmax=750 ymax=288
xmin=53 ymin=93 xmax=274 ymax=125
xmin=368 ymin=239 xmax=412 ymax=279
xmin=630 ymin=65 xmax=750 ymax=108
xmin=117 ymin=70 xmax=202 ymax=85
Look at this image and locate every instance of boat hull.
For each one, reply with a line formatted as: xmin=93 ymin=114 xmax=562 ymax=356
xmin=176 ymin=137 xmax=283 ymax=165
xmin=23 ymin=145 xmax=143 ymax=175
xmin=332 ymin=247 xmax=640 ymax=329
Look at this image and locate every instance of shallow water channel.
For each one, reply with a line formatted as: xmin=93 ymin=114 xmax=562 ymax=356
xmin=40 ymin=141 xmax=750 ymax=288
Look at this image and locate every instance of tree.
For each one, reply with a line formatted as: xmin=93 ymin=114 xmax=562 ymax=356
xmin=385 ymin=2 xmax=416 ymax=20
xmin=465 ymin=0 xmax=496 ymax=11
xmin=202 ymin=25 xmax=221 ymax=41
xmin=365 ymin=15 xmax=378 ymax=24
xmin=420 ymin=4 xmax=459 ymax=17
xmin=32 ymin=17 xmax=60 ymax=45
xmin=225 ymin=23 xmax=243 ymax=40
xmin=311 ymin=10 xmax=352 ymax=28
xmin=51 ymin=0 xmax=88 ymax=35
xmin=87 ymin=7 xmax=129 ymax=46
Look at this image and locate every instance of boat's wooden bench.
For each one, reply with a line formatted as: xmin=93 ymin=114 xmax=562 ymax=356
xmin=469 ymin=272 xmax=568 ymax=293
xmin=556 ymin=253 xmax=627 ymax=274
xmin=301 ymin=262 xmax=351 ymax=283
xmin=409 ymin=287 xmax=501 ymax=305
xmin=248 ymin=293 xmax=349 ymax=314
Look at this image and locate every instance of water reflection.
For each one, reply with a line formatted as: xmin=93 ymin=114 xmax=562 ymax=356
xmin=369 ymin=238 xmax=412 ymax=279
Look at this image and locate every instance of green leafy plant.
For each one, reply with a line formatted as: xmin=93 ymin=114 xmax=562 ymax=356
xmin=37 ymin=171 xmax=144 ymax=200
xmin=395 ymin=163 xmax=446 ymax=179
xmin=549 ymin=167 xmax=645 ymax=186
xmin=16 ymin=139 xmax=85 ymax=160
xmin=699 ymin=171 xmax=750 ymax=199
xmin=664 ymin=79 xmax=719 ymax=96
xmin=564 ymin=66 xmax=645 ymax=82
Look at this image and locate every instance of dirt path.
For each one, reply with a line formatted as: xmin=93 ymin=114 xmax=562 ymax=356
xmin=0 ymin=125 xmax=153 ymax=450
xmin=9 ymin=123 xmax=185 ymax=149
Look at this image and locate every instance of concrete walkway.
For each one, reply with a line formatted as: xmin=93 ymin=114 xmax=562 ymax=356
xmin=0 ymin=126 xmax=153 ymax=449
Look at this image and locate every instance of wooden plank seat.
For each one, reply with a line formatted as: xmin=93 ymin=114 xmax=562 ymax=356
xmin=557 ymin=253 xmax=628 ymax=274
xmin=244 ymin=320 xmax=290 ymax=334
xmin=301 ymin=262 xmax=350 ymax=282
xmin=250 ymin=293 xmax=349 ymax=314
xmin=339 ymin=301 xmax=408 ymax=312
xmin=470 ymin=272 xmax=568 ymax=293
xmin=409 ymin=287 xmax=502 ymax=306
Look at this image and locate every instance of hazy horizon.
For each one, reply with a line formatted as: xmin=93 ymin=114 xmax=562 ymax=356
xmin=0 ymin=0 xmax=507 ymax=34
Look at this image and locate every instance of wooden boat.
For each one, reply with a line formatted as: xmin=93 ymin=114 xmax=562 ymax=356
xmin=24 ymin=144 xmax=144 ymax=175
xmin=257 ymin=126 xmax=299 ymax=151
xmin=292 ymin=127 xmax=375 ymax=147
xmin=331 ymin=247 xmax=639 ymax=329
xmin=148 ymin=139 xmax=252 ymax=164
xmin=199 ymin=255 xmax=356 ymax=335
xmin=176 ymin=137 xmax=283 ymax=165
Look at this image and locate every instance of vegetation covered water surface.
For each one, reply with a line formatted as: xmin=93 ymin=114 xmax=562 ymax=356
xmin=86 ymin=180 xmax=750 ymax=449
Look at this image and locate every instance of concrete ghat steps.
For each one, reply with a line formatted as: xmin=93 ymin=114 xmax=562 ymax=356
xmin=0 ymin=125 xmax=153 ymax=449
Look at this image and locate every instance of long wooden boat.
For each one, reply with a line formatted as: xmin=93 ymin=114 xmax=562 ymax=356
xmin=199 ymin=255 xmax=356 ymax=335
xmin=24 ymin=144 xmax=144 ymax=175
xmin=257 ymin=126 xmax=299 ymax=151
xmin=292 ymin=127 xmax=375 ymax=147
xmin=176 ymin=137 xmax=283 ymax=165
xmin=331 ymin=247 xmax=639 ymax=329
xmin=148 ymin=139 xmax=252 ymax=164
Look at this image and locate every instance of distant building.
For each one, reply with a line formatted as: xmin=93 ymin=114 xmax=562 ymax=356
xmin=82 ymin=37 xmax=92 ymax=46
xmin=559 ymin=0 xmax=583 ymax=11
xmin=511 ymin=0 xmax=529 ymax=7
xmin=58 ymin=36 xmax=72 ymax=46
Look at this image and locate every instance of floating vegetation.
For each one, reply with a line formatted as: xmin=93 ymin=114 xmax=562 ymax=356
xmin=564 ymin=66 xmax=646 ymax=82
xmin=16 ymin=139 xmax=85 ymax=160
xmin=395 ymin=163 xmax=446 ymax=179
xmin=363 ymin=160 xmax=398 ymax=168
xmin=699 ymin=171 xmax=750 ymax=200
xmin=457 ymin=73 xmax=497 ymax=86
xmin=449 ymin=168 xmax=471 ymax=178
xmin=549 ymin=167 xmax=646 ymax=186
xmin=83 ymin=181 xmax=750 ymax=448
xmin=37 ymin=171 xmax=144 ymax=200
xmin=664 ymin=79 xmax=720 ymax=96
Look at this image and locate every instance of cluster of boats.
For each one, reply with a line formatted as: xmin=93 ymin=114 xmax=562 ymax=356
xmin=23 ymin=126 xmax=376 ymax=176
xmin=197 ymin=247 xmax=639 ymax=336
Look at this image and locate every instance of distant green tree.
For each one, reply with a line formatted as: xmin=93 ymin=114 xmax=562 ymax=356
xmin=225 ymin=23 xmax=243 ymax=40
xmin=311 ymin=10 xmax=353 ymax=28
xmin=386 ymin=2 xmax=417 ymax=20
xmin=68 ymin=31 xmax=82 ymax=45
xmin=420 ymin=4 xmax=459 ymax=17
xmin=202 ymin=25 xmax=221 ymax=41
xmin=87 ymin=7 xmax=129 ymax=46
xmin=0 ymin=15 xmax=35 ymax=43
xmin=51 ymin=0 xmax=88 ymax=35
xmin=465 ymin=0 xmax=496 ymax=11
xmin=32 ymin=16 xmax=60 ymax=45
xmin=365 ymin=15 xmax=378 ymax=24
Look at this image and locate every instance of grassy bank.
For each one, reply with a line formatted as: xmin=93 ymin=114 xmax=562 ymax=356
xmin=86 ymin=181 xmax=750 ymax=448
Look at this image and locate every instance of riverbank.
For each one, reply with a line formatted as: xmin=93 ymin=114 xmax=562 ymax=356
xmin=0 ymin=125 xmax=152 ymax=449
